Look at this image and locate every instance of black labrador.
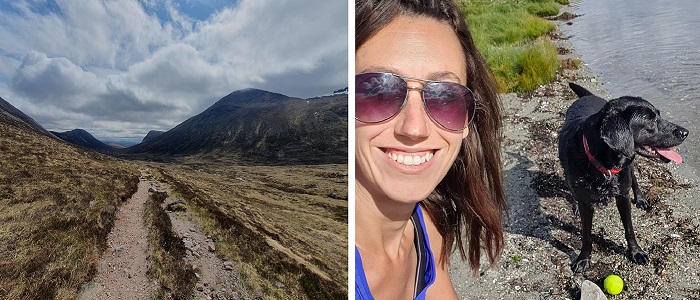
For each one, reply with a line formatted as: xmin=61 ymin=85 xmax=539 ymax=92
xmin=558 ymin=82 xmax=688 ymax=273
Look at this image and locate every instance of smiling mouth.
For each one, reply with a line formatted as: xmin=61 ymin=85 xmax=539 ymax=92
xmin=383 ymin=149 xmax=435 ymax=166
xmin=636 ymin=146 xmax=682 ymax=164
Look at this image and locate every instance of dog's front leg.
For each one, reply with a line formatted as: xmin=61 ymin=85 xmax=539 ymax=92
xmin=630 ymin=162 xmax=649 ymax=210
xmin=615 ymin=194 xmax=649 ymax=265
xmin=572 ymin=199 xmax=594 ymax=273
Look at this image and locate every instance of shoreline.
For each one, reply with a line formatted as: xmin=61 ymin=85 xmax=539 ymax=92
xmin=449 ymin=7 xmax=700 ymax=299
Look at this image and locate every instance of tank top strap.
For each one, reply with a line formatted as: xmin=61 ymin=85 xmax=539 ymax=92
xmin=412 ymin=204 xmax=436 ymax=299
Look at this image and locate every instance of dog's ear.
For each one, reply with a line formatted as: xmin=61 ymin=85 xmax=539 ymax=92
xmin=600 ymin=115 xmax=635 ymax=158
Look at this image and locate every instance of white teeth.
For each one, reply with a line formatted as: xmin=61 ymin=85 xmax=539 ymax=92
xmin=412 ymin=156 xmax=421 ymax=165
xmin=385 ymin=151 xmax=434 ymax=166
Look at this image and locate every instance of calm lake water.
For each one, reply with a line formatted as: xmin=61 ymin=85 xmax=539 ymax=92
xmin=561 ymin=0 xmax=700 ymax=181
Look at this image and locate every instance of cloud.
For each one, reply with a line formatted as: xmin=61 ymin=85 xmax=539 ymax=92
xmin=0 ymin=0 xmax=347 ymax=142
xmin=11 ymin=51 xmax=104 ymax=106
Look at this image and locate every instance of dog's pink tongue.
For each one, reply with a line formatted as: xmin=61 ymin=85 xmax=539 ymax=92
xmin=657 ymin=148 xmax=683 ymax=164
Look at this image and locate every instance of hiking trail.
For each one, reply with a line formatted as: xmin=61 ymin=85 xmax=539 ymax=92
xmin=77 ymin=168 xmax=248 ymax=299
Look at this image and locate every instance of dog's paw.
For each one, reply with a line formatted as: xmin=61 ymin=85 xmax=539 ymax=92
xmin=628 ymin=249 xmax=649 ymax=265
xmin=571 ymin=258 xmax=591 ymax=273
xmin=635 ymin=198 xmax=651 ymax=211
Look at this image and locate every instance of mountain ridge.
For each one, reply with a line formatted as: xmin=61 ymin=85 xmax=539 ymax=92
xmin=142 ymin=130 xmax=165 ymax=143
xmin=0 ymin=96 xmax=57 ymax=138
xmin=1 ymin=87 xmax=347 ymax=164
xmin=50 ymin=129 xmax=119 ymax=155
xmin=125 ymin=88 xmax=347 ymax=164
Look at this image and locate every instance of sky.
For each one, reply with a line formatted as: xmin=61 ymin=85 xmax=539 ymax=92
xmin=0 ymin=0 xmax=348 ymax=144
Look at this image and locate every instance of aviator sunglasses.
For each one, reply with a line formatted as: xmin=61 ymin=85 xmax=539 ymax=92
xmin=355 ymin=72 xmax=477 ymax=131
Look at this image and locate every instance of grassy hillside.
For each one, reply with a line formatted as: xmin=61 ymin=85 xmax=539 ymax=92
xmin=155 ymin=158 xmax=348 ymax=299
xmin=0 ymin=121 xmax=140 ymax=299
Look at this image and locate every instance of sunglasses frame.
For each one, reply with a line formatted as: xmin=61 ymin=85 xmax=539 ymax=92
xmin=355 ymin=72 xmax=477 ymax=131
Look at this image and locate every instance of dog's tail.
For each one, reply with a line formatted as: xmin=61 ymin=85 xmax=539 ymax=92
xmin=568 ymin=82 xmax=594 ymax=97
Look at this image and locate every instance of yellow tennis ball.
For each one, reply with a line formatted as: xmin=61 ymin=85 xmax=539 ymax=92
xmin=604 ymin=274 xmax=624 ymax=295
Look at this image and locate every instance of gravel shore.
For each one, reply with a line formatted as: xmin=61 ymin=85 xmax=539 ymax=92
xmin=449 ymin=11 xmax=700 ymax=300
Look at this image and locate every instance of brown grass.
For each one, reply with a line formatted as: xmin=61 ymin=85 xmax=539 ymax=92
xmin=0 ymin=120 xmax=346 ymax=299
xmin=0 ymin=123 xmax=140 ymax=299
xmin=153 ymin=157 xmax=348 ymax=299
xmin=145 ymin=190 xmax=198 ymax=299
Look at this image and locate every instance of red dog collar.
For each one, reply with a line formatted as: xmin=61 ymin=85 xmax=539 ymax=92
xmin=583 ymin=134 xmax=622 ymax=179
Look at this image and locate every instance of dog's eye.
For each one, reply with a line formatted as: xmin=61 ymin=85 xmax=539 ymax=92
xmin=645 ymin=119 xmax=657 ymax=130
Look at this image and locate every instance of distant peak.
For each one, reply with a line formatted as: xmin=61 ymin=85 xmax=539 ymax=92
xmin=142 ymin=130 xmax=165 ymax=143
xmin=208 ymin=88 xmax=294 ymax=110
xmin=228 ymin=88 xmax=286 ymax=97
xmin=70 ymin=128 xmax=90 ymax=134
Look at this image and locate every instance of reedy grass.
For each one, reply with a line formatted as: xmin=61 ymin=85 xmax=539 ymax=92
xmin=462 ymin=0 xmax=563 ymax=92
xmin=0 ymin=123 xmax=140 ymax=299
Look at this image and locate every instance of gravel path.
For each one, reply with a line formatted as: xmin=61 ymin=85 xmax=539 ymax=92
xmin=449 ymin=12 xmax=700 ymax=300
xmin=76 ymin=169 xmax=158 ymax=300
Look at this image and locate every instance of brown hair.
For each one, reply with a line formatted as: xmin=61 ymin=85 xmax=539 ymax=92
xmin=356 ymin=0 xmax=507 ymax=271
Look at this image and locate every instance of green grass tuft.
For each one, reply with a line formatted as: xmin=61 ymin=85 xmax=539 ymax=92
xmin=462 ymin=0 xmax=563 ymax=92
xmin=518 ymin=39 xmax=560 ymax=91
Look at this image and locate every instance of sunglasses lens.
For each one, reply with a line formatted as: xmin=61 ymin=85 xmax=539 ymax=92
xmin=355 ymin=73 xmax=407 ymax=123
xmin=423 ymin=82 xmax=474 ymax=130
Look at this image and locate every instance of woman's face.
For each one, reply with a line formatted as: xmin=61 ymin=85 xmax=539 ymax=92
xmin=355 ymin=15 xmax=469 ymax=203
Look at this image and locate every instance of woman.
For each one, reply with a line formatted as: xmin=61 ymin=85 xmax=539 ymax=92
xmin=355 ymin=0 xmax=507 ymax=298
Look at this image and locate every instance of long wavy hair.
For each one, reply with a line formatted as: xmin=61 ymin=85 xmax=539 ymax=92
xmin=356 ymin=0 xmax=507 ymax=271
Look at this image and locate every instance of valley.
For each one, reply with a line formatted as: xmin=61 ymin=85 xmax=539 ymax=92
xmin=0 ymin=89 xmax=348 ymax=299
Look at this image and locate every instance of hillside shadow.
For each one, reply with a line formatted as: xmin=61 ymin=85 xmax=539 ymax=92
xmin=503 ymin=151 xmax=627 ymax=266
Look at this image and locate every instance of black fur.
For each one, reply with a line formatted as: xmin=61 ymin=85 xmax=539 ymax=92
xmin=558 ymin=82 xmax=689 ymax=273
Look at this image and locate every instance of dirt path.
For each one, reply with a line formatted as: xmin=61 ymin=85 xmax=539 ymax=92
xmin=76 ymin=169 xmax=249 ymax=299
xmin=76 ymin=169 xmax=158 ymax=299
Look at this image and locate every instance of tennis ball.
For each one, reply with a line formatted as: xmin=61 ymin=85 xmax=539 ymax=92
xmin=604 ymin=274 xmax=624 ymax=295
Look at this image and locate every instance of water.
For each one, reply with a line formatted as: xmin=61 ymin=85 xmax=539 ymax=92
xmin=561 ymin=0 xmax=700 ymax=181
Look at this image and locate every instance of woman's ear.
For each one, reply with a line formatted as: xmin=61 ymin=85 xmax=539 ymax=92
xmin=462 ymin=127 xmax=469 ymax=139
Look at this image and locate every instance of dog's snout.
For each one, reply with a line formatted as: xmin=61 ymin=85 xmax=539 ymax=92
xmin=676 ymin=126 xmax=689 ymax=140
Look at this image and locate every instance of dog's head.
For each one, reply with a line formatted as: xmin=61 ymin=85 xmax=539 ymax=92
xmin=600 ymin=96 xmax=688 ymax=163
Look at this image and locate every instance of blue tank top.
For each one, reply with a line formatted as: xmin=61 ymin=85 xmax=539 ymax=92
xmin=355 ymin=205 xmax=436 ymax=299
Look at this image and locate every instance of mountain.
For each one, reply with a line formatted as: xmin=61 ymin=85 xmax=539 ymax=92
xmin=126 ymin=88 xmax=347 ymax=164
xmin=51 ymin=129 xmax=119 ymax=155
xmin=0 ymin=96 xmax=57 ymax=138
xmin=141 ymin=130 xmax=165 ymax=143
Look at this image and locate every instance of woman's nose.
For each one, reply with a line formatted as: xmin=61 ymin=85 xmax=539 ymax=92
xmin=394 ymin=90 xmax=430 ymax=140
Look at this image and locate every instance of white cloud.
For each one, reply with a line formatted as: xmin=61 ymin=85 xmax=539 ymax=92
xmin=11 ymin=51 xmax=105 ymax=107
xmin=0 ymin=0 xmax=347 ymax=142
